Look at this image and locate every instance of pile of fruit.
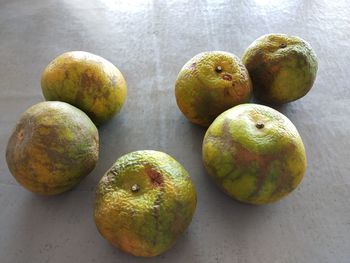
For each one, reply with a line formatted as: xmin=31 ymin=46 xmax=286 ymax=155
xmin=6 ymin=33 xmax=318 ymax=257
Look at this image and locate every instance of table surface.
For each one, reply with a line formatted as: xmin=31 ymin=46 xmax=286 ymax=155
xmin=1 ymin=0 xmax=349 ymax=262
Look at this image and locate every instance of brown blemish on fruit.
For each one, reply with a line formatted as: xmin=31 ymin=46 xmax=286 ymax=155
xmin=17 ymin=129 xmax=25 ymax=141
xmin=170 ymin=200 xmax=187 ymax=235
xmin=171 ymin=211 xmax=184 ymax=235
xmin=224 ymin=88 xmax=230 ymax=97
xmin=208 ymin=119 xmax=296 ymax=200
xmin=222 ymin=74 xmax=232 ymax=81
xmin=230 ymin=84 xmax=246 ymax=98
xmin=151 ymin=192 xmax=163 ymax=245
xmin=190 ymin=62 xmax=197 ymax=70
xmin=64 ymin=69 xmax=69 ymax=79
xmin=81 ymin=71 xmax=98 ymax=89
xmin=75 ymin=70 xmax=104 ymax=103
xmin=270 ymin=144 xmax=298 ymax=197
xmin=109 ymin=167 xmax=118 ymax=176
xmin=6 ymin=102 xmax=99 ymax=196
xmin=108 ymin=75 xmax=117 ymax=87
xmin=270 ymin=65 xmax=280 ymax=73
xmin=29 ymin=122 xmax=96 ymax=176
xmin=144 ymin=164 xmax=164 ymax=187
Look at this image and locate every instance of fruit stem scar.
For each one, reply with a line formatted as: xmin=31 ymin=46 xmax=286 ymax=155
xmin=215 ymin=66 xmax=222 ymax=73
xmin=131 ymin=184 xmax=140 ymax=193
xmin=256 ymin=123 xmax=264 ymax=129
xmin=279 ymin=43 xmax=287 ymax=48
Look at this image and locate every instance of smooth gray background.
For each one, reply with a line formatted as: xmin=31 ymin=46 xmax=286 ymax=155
xmin=1 ymin=0 xmax=349 ymax=262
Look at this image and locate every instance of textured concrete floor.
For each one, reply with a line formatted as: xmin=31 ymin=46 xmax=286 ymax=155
xmin=1 ymin=0 xmax=350 ymax=262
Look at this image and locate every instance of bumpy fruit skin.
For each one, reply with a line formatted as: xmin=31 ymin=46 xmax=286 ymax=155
xmin=242 ymin=34 xmax=318 ymax=104
xmin=94 ymin=150 xmax=197 ymax=257
xmin=202 ymin=104 xmax=306 ymax=205
xmin=175 ymin=51 xmax=252 ymax=127
xmin=41 ymin=51 xmax=127 ymax=125
xmin=6 ymin=101 xmax=99 ymax=195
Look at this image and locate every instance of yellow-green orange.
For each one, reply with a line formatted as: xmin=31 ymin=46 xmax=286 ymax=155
xmin=202 ymin=104 xmax=306 ymax=205
xmin=175 ymin=51 xmax=252 ymax=127
xmin=41 ymin=51 xmax=127 ymax=125
xmin=6 ymin=101 xmax=99 ymax=195
xmin=94 ymin=150 xmax=197 ymax=257
xmin=242 ymin=33 xmax=318 ymax=104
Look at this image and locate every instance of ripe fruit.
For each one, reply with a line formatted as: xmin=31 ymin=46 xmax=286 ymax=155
xmin=41 ymin=51 xmax=127 ymax=125
xmin=202 ymin=104 xmax=306 ymax=205
xmin=175 ymin=51 xmax=252 ymax=127
xmin=6 ymin=101 xmax=99 ymax=195
xmin=94 ymin=150 xmax=197 ymax=257
xmin=242 ymin=33 xmax=318 ymax=104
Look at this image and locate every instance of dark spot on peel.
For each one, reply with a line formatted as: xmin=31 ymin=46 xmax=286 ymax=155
xmin=109 ymin=168 xmax=118 ymax=176
xmin=170 ymin=201 xmax=186 ymax=234
xmin=76 ymin=70 xmax=104 ymax=105
xmin=144 ymin=164 xmax=164 ymax=187
xmin=17 ymin=129 xmax=25 ymax=141
xmin=108 ymin=75 xmax=117 ymax=87
xmin=224 ymin=88 xmax=230 ymax=97
xmin=80 ymin=71 xmax=100 ymax=91
xmin=222 ymin=74 xmax=232 ymax=81
xmin=189 ymin=62 xmax=197 ymax=71
xmin=151 ymin=193 xmax=162 ymax=245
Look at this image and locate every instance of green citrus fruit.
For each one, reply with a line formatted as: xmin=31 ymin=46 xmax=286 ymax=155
xmin=242 ymin=33 xmax=318 ymax=104
xmin=202 ymin=103 xmax=306 ymax=205
xmin=6 ymin=101 xmax=99 ymax=195
xmin=94 ymin=150 xmax=197 ymax=257
xmin=175 ymin=51 xmax=252 ymax=127
xmin=41 ymin=51 xmax=127 ymax=125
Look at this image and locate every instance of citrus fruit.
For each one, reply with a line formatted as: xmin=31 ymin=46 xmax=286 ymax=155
xmin=202 ymin=103 xmax=306 ymax=205
xmin=94 ymin=150 xmax=197 ymax=257
xmin=41 ymin=51 xmax=127 ymax=125
xmin=242 ymin=33 xmax=318 ymax=104
xmin=6 ymin=101 xmax=99 ymax=195
xmin=175 ymin=51 xmax=252 ymax=127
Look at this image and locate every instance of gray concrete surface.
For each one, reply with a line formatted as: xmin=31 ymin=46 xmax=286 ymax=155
xmin=1 ymin=0 xmax=349 ymax=262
